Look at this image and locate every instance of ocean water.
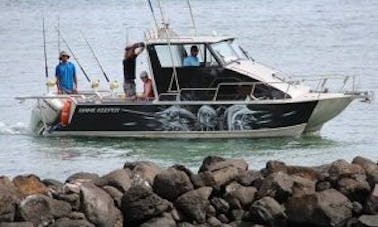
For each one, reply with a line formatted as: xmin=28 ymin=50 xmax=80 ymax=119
xmin=0 ymin=0 xmax=377 ymax=181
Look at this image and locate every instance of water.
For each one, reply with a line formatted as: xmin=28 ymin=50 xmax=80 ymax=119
xmin=0 ymin=0 xmax=377 ymax=181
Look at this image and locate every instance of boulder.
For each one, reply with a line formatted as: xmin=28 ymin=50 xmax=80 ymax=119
xmin=53 ymin=192 xmax=81 ymax=211
xmin=103 ymin=185 xmax=123 ymax=208
xmin=207 ymin=216 xmax=222 ymax=226
xmin=192 ymin=167 xmax=240 ymax=188
xmin=249 ymin=197 xmax=287 ymax=227
xmin=357 ymin=215 xmax=378 ymax=227
xmin=80 ymin=183 xmax=120 ymax=227
xmin=257 ymin=172 xmax=293 ymax=203
xmin=291 ymin=175 xmax=316 ymax=197
xmin=210 ymin=197 xmax=230 ymax=214
xmin=121 ymin=184 xmax=171 ymax=225
xmin=124 ymin=161 xmax=162 ymax=186
xmin=199 ymin=156 xmax=248 ymax=173
xmin=65 ymin=172 xmax=100 ymax=184
xmin=139 ymin=213 xmax=176 ymax=227
xmin=224 ymin=182 xmax=257 ymax=209
xmin=352 ymin=156 xmax=378 ymax=186
xmin=365 ymin=184 xmax=378 ymax=214
xmin=265 ymin=161 xmax=324 ymax=181
xmin=337 ymin=177 xmax=371 ymax=203
xmin=174 ymin=187 xmax=213 ymax=224
xmin=0 ymin=177 xmax=19 ymax=222
xmin=228 ymin=221 xmax=255 ymax=227
xmin=329 ymin=159 xmax=365 ymax=182
xmin=12 ymin=175 xmax=48 ymax=197
xmin=236 ymin=170 xmax=264 ymax=187
xmin=42 ymin=178 xmax=64 ymax=194
xmin=18 ymin=194 xmax=72 ymax=226
xmin=229 ymin=209 xmax=245 ymax=221
xmin=0 ymin=223 xmax=33 ymax=227
xmin=50 ymin=217 xmax=95 ymax=227
xmin=98 ymin=168 xmax=131 ymax=193
xmin=217 ymin=213 xmax=229 ymax=223
xmin=316 ymin=181 xmax=332 ymax=191
xmin=153 ymin=167 xmax=194 ymax=201
xmin=285 ymin=189 xmax=353 ymax=226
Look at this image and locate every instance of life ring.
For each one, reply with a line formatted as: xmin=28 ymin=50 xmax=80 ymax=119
xmin=60 ymin=99 xmax=72 ymax=126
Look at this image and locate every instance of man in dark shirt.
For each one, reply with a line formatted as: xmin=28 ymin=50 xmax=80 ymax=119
xmin=123 ymin=42 xmax=145 ymax=99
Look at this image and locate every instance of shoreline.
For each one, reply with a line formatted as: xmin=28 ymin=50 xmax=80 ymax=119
xmin=0 ymin=155 xmax=377 ymax=227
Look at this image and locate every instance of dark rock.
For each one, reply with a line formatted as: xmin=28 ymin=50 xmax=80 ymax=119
xmin=291 ymin=175 xmax=315 ymax=197
xmin=177 ymin=222 xmax=195 ymax=227
xmin=139 ymin=213 xmax=176 ymax=227
xmin=12 ymin=175 xmax=48 ymax=197
xmin=103 ymin=185 xmax=123 ymax=208
xmin=53 ymin=192 xmax=81 ymax=211
xmin=174 ymin=187 xmax=213 ymax=224
xmin=352 ymin=156 xmax=378 ymax=186
xmin=170 ymin=208 xmax=185 ymax=222
xmin=228 ymin=221 xmax=255 ymax=227
xmin=352 ymin=201 xmax=364 ymax=216
xmin=230 ymin=209 xmax=245 ymax=221
xmin=207 ymin=216 xmax=222 ymax=226
xmin=42 ymin=178 xmax=64 ymax=194
xmin=217 ymin=213 xmax=229 ymax=223
xmin=358 ymin=215 xmax=378 ymax=227
xmin=121 ymin=184 xmax=171 ymax=225
xmin=210 ymin=197 xmax=230 ymax=214
xmin=50 ymin=217 xmax=95 ymax=227
xmin=365 ymin=184 xmax=378 ymax=214
xmin=153 ymin=167 xmax=194 ymax=201
xmin=266 ymin=160 xmax=287 ymax=175
xmin=199 ymin=156 xmax=248 ymax=173
xmin=316 ymin=181 xmax=332 ymax=191
xmin=249 ymin=197 xmax=287 ymax=227
xmin=193 ymin=167 xmax=240 ymax=188
xmin=285 ymin=189 xmax=353 ymax=226
xmin=337 ymin=177 xmax=371 ymax=203
xmin=0 ymin=222 xmax=33 ymax=227
xmin=266 ymin=161 xmax=324 ymax=181
xmin=329 ymin=159 xmax=365 ymax=182
xmin=224 ymin=182 xmax=257 ymax=209
xmin=65 ymin=172 xmax=100 ymax=184
xmin=257 ymin=172 xmax=293 ymax=203
xmin=18 ymin=194 xmax=71 ymax=226
xmin=98 ymin=168 xmax=131 ymax=193
xmin=0 ymin=177 xmax=19 ymax=222
xmin=206 ymin=204 xmax=217 ymax=218
xmin=124 ymin=161 xmax=162 ymax=186
xmin=237 ymin=170 xmax=264 ymax=187
xmin=67 ymin=211 xmax=87 ymax=220
xmin=80 ymin=182 xmax=119 ymax=227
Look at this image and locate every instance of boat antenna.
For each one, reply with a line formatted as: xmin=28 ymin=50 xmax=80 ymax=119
xmin=57 ymin=16 xmax=61 ymax=55
xmin=157 ymin=0 xmax=166 ymax=24
xmin=42 ymin=16 xmax=49 ymax=80
xmin=146 ymin=0 xmax=159 ymax=30
xmin=56 ymin=27 xmax=91 ymax=83
xmin=80 ymin=31 xmax=110 ymax=82
xmin=186 ymin=0 xmax=197 ymax=35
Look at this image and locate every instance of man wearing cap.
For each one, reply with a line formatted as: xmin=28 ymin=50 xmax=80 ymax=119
xmin=55 ymin=51 xmax=77 ymax=94
xmin=123 ymin=42 xmax=145 ymax=99
xmin=138 ymin=71 xmax=154 ymax=99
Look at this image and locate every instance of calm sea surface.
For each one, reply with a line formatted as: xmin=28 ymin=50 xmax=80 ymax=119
xmin=0 ymin=0 xmax=377 ymax=181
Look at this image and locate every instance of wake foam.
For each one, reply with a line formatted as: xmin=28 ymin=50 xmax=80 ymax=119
xmin=0 ymin=121 xmax=30 ymax=135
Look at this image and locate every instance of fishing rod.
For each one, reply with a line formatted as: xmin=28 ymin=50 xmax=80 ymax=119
xmin=56 ymin=27 xmax=91 ymax=83
xmin=42 ymin=16 xmax=49 ymax=79
xmin=80 ymin=31 xmax=110 ymax=82
xmin=186 ymin=0 xmax=197 ymax=35
xmin=147 ymin=0 xmax=159 ymax=30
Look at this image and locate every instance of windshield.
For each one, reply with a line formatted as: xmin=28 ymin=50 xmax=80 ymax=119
xmin=211 ymin=39 xmax=247 ymax=64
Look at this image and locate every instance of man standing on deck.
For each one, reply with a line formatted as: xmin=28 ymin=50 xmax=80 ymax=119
xmin=123 ymin=42 xmax=145 ymax=99
xmin=55 ymin=51 xmax=78 ymax=94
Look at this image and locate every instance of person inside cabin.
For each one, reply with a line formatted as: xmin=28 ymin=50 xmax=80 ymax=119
xmin=183 ymin=45 xmax=200 ymax=66
xmin=123 ymin=42 xmax=145 ymax=99
xmin=138 ymin=71 xmax=154 ymax=100
xmin=55 ymin=51 xmax=78 ymax=94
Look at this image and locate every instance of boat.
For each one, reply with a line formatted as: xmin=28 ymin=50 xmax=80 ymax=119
xmin=17 ymin=4 xmax=372 ymax=138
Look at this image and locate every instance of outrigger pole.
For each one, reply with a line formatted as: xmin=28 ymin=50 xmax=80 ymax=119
xmin=80 ymin=31 xmax=110 ymax=82
xmin=56 ymin=27 xmax=91 ymax=83
xmin=42 ymin=16 xmax=49 ymax=79
xmin=147 ymin=0 xmax=159 ymax=30
xmin=186 ymin=0 xmax=197 ymax=35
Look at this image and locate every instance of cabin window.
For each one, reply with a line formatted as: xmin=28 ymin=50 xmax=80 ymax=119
xmin=211 ymin=40 xmax=241 ymax=64
xmin=155 ymin=45 xmax=184 ymax=68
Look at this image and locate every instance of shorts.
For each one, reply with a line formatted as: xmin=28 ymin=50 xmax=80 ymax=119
xmin=123 ymin=80 xmax=136 ymax=97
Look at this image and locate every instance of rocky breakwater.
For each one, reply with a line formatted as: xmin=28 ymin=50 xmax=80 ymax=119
xmin=1 ymin=156 xmax=378 ymax=227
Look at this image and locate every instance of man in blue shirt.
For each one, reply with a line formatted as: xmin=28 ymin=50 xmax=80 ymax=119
xmin=183 ymin=45 xmax=200 ymax=66
xmin=55 ymin=51 xmax=77 ymax=94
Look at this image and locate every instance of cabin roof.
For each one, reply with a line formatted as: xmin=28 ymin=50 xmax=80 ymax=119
xmin=145 ymin=36 xmax=235 ymax=45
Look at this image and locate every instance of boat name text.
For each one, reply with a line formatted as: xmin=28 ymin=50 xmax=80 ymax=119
xmin=78 ymin=107 xmax=121 ymax=114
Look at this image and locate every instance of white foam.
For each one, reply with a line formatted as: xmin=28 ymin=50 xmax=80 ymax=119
xmin=0 ymin=121 xmax=30 ymax=135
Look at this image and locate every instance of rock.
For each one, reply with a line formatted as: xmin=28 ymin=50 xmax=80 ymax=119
xmin=224 ymin=182 xmax=257 ymax=209
xmin=266 ymin=161 xmax=324 ymax=181
xmin=316 ymin=181 xmax=332 ymax=191
xmin=217 ymin=213 xmax=229 ymax=223
xmin=98 ymin=168 xmax=131 ymax=193
xmin=153 ymin=167 xmax=194 ymax=201
xmin=352 ymin=156 xmax=378 ymax=186
xmin=177 ymin=222 xmax=196 ymax=227
xmin=63 ymin=183 xmax=81 ymax=194
xmin=103 ymin=185 xmax=123 ymax=208
xmin=49 ymin=217 xmax=95 ymax=227
xmin=211 ymin=197 xmax=230 ymax=214
xmin=192 ymin=167 xmax=240 ymax=188
xmin=0 ymin=177 xmax=19 ymax=222
xmin=42 ymin=178 xmax=64 ymax=194
xmin=285 ymin=189 xmax=353 ymax=226
xmin=352 ymin=201 xmax=364 ymax=216
xmin=206 ymin=204 xmax=217 ymax=217
xmin=53 ymin=192 xmax=81 ymax=211
xmin=18 ymin=194 xmax=72 ymax=226
xmin=139 ymin=213 xmax=176 ymax=227
xmin=207 ymin=216 xmax=222 ymax=226
xmin=249 ymin=197 xmax=287 ymax=227
xmin=0 ymin=222 xmax=34 ymax=227
xmin=12 ymin=175 xmax=48 ymax=197
xmin=337 ymin=177 xmax=371 ymax=203
xmin=365 ymin=184 xmax=378 ymax=214
xmin=229 ymin=209 xmax=245 ymax=221
xmin=257 ymin=172 xmax=293 ymax=203
xmin=291 ymin=175 xmax=315 ymax=197
xmin=358 ymin=215 xmax=378 ymax=227
xmin=65 ymin=172 xmax=100 ymax=184
xmin=228 ymin=221 xmax=255 ymax=227
xmin=329 ymin=159 xmax=365 ymax=182
xmin=124 ymin=161 xmax=162 ymax=186
xmin=199 ymin=156 xmax=248 ymax=173
xmin=174 ymin=187 xmax=213 ymax=224
xmin=121 ymin=184 xmax=171 ymax=225
xmin=266 ymin=160 xmax=287 ymax=175
xmin=236 ymin=170 xmax=264 ymax=187
xmin=80 ymin=182 xmax=119 ymax=227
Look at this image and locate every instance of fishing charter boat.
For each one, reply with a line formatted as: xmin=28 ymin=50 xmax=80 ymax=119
xmin=17 ymin=2 xmax=372 ymax=138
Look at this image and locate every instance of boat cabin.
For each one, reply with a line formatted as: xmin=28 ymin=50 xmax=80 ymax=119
xmin=145 ymin=36 xmax=289 ymax=102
